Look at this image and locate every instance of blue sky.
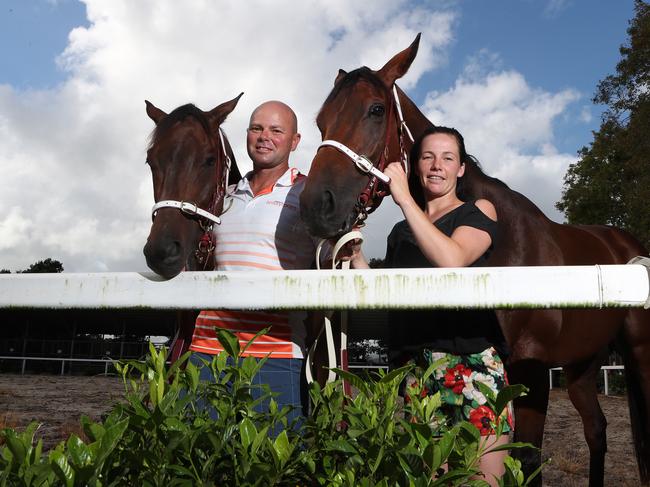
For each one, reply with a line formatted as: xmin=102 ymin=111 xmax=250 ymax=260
xmin=0 ymin=1 xmax=637 ymax=271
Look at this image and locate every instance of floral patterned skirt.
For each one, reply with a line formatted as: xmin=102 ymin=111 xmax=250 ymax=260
xmin=401 ymin=347 xmax=514 ymax=436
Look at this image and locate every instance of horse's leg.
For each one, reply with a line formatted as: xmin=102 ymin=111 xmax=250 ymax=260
xmin=563 ymin=349 xmax=608 ymax=487
xmin=507 ymin=358 xmax=550 ymax=487
xmin=621 ymin=309 xmax=650 ymax=485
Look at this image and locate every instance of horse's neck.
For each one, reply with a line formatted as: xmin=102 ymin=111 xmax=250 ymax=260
xmin=399 ymin=90 xmax=549 ymax=226
xmin=462 ymin=162 xmax=549 ymax=224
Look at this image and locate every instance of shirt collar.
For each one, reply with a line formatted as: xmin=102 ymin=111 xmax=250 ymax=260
xmin=232 ymin=167 xmax=302 ymax=197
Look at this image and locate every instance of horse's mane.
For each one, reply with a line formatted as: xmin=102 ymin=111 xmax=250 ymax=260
xmin=148 ymin=104 xmax=212 ymax=149
xmin=323 ymin=67 xmax=386 ymax=107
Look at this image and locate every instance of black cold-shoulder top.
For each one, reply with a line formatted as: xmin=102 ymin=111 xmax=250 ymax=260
xmin=384 ymin=200 xmax=508 ymax=363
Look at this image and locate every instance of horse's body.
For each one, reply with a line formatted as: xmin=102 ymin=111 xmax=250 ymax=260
xmin=299 ymin=36 xmax=650 ymax=486
xmin=142 ymin=96 xmax=242 ymax=360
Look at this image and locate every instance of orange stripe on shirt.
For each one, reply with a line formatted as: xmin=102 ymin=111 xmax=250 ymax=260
xmin=217 ymin=260 xmax=284 ymax=270
xmin=217 ymin=240 xmax=298 ymax=257
xmin=217 ymin=230 xmax=294 ymax=248
xmin=193 ymin=324 xmax=292 ymax=339
xmin=190 ymin=337 xmax=294 ymax=357
xmin=215 ymin=250 xmax=295 ymax=267
xmin=198 ymin=309 xmax=289 ymax=324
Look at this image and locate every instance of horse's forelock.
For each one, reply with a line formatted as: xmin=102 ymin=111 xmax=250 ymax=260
xmin=148 ymin=104 xmax=212 ymax=149
xmin=322 ymin=67 xmax=387 ymax=108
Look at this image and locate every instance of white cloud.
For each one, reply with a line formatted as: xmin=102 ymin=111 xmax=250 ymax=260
xmin=0 ymin=0 xmax=456 ymax=271
xmin=544 ymin=0 xmax=572 ymax=18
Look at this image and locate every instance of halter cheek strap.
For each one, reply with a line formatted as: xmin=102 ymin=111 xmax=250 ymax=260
xmin=151 ymin=200 xmax=222 ymax=224
xmin=319 ymin=141 xmax=391 ymax=184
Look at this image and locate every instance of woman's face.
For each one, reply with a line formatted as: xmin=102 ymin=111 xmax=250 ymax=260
xmin=417 ymin=133 xmax=465 ymax=199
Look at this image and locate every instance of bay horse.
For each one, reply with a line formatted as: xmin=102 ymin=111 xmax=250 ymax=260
xmin=143 ymin=95 xmax=242 ymax=360
xmin=299 ymin=35 xmax=650 ymax=487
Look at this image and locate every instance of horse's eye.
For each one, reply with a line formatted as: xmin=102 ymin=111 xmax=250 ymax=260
xmin=369 ymin=104 xmax=385 ymax=117
xmin=205 ymin=156 xmax=216 ymax=166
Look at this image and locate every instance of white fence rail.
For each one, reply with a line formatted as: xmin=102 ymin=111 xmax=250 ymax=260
xmin=1 ymin=265 xmax=646 ymax=396
xmin=1 ymin=264 xmax=649 ymax=310
xmin=0 ymin=355 xmax=117 ymax=375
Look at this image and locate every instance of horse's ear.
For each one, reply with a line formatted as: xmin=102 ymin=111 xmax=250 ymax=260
xmin=208 ymin=92 xmax=244 ymax=129
xmin=335 ymin=69 xmax=347 ymax=85
xmin=145 ymin=100 xmax=167 ymax=125
xmin=376 ymin=33 xmax=421 ymax=86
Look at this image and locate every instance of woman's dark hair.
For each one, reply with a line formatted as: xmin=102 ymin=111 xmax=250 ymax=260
xmin=407 ymin=126 xmax=473 ymax=208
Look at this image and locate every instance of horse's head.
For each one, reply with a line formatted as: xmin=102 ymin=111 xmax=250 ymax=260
xmin=143 ymin=94 xmax=242 ymax=278
xmin=300 ymin=35 xmax=420 ymax=239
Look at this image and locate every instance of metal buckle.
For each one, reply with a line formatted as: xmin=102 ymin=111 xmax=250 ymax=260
xmin=354 ymin=155 xmax=373 ymax=174
xmin=179 ymin=201 xmax=199 ymax=216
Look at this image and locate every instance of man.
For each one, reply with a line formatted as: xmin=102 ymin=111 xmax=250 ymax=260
xmin=189 ymin=100 xmax=316 ymax=423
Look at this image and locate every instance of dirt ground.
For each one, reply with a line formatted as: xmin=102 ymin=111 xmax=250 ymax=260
xmin=0 ymin=374 xmax=642 ymax=486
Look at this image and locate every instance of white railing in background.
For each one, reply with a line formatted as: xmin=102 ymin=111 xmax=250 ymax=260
xmin=0 ymin=356 xmax=117 ymax=375
xmin=549 ymin=365 xmax=625 ymax=396
xmin=0 ymin=265 xmax=649 ymax=310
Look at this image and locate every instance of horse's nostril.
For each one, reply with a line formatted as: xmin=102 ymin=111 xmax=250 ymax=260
xmin=162 ymin=241 xmax=182 ymax=262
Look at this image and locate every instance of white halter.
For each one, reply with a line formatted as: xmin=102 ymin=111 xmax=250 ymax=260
xmin=150 ymin=128 xmax=232 ymax=225
xmin=317 ymin=85 xmax=414 ymax=184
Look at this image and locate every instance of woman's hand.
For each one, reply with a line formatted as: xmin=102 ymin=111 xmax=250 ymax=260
xmin=327 ymin=228 xmax=369 ymax=269
xmin=384 ymin=162 xmax=412 ymax=208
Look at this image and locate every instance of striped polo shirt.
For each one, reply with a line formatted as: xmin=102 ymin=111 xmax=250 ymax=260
xmin=189 ymin=167 xmax=316 ymax=359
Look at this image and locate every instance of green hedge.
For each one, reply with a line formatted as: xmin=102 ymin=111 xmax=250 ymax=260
xmin=0 ymin=330 xmax=541 ymax=486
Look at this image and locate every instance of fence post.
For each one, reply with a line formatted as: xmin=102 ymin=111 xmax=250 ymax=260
xmin=549 ymin=369 xmax=553 ymax=389
xmin=604 ymin=368 xmax=609 ymax=396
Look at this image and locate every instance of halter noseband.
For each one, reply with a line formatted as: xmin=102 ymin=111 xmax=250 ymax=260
xmin=150 ymin=127 xmax=232 ymax=267
xmin=317 ymin=85 xmax=414 ymax=221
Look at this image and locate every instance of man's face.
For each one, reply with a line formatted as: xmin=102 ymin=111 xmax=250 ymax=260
xmin=246 ymin=103 xmax=300 ymax=170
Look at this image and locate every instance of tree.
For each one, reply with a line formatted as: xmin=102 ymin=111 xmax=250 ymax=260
xmin=556 ymin=1 xmax=650 ymax=249
xmin=0 ymin=270 xmax=10 ymax=274
xmin=21 ymin=258 xmax=64 ymax=273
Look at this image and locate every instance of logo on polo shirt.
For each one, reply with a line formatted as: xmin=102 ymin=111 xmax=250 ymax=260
xmin=267 ymin=200 xmax=297 ymax=211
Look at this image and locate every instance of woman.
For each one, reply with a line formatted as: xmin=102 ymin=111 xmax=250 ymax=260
xmin=349 ymin=126 xmax=511 ymax=485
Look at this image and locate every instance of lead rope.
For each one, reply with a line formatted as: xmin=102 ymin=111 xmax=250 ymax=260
xmin=305 ymin=230 xmax=363 ymax=393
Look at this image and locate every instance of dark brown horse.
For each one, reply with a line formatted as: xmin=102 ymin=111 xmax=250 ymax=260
xmin=299 ymin=36 xmax=650 ymax=487
xmin=143 ymin=95 xmax=242 ymax=360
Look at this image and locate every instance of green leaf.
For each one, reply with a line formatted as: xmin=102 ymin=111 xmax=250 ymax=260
xmin=331 ymin=368 xmax=368 ymax=394
xmin=325 ymin=439 xmax=358 ymax=454
xmin=494 ymin=384 xmax=527 ymax=418
xmin=4 ymin=431 xmax=27 ymax=465
xmin=217 ymin=328 xmax=241 ymax=358
xmin=378 ymin=364 xmax=411 ymax=384
xmin=50 ymin=450 xmax=75 ymax=487
xmin=239 ymin=418 xmax=257 ymax=450
xmin=67 ymin=435 xmax=92 ymax=467
xmin=273 ymin=430 xmax=293 ymax=465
